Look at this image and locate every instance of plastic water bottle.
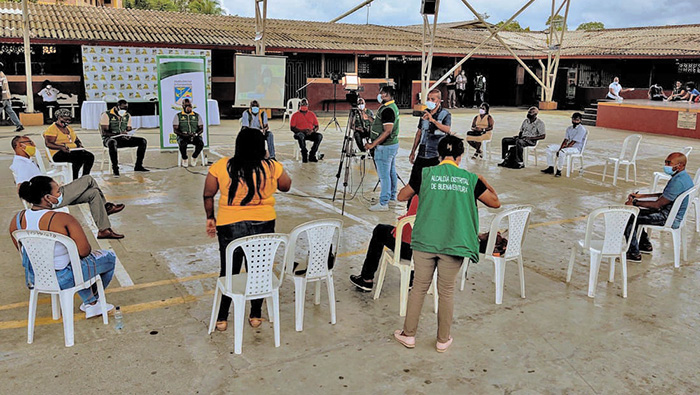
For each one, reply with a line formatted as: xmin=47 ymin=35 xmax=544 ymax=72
xmin=114 ymin=306 xmax=124 ymax=330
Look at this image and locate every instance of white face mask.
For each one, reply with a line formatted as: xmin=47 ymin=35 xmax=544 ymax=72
xmin=479 ymin=109 xmax=486 ymax=115
xmin=358 ymin=104 xmax=365 ymax=110
xmin=46 ymin=85 xmax=52 ymax=89
xmin=118 ymin=109 xmax=127 ymax=117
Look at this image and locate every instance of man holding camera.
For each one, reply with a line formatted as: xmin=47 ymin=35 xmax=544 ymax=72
xmin=364 ymin=86 xmax=400 ymax=212
xmin=409 ymin=89 xmax=453 ymax=195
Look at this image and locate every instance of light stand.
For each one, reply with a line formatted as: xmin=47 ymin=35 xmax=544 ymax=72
xmin=324 ymin=73 xmax=342 ymax=132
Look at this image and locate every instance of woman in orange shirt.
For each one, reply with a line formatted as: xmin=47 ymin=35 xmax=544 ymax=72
xmin=203 ymin=127 xmax=292 ymax=331
xmin=43 ymin=109 xmax=94 ymax=180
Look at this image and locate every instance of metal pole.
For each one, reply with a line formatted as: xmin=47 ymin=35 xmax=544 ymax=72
xmin=21 ymin=0 xmax=34 ymax=113
xmin=330 ymin=0 xmax=375 ymax=23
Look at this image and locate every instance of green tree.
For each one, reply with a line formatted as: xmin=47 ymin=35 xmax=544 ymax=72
xmin=124 ymin=0 xmax=225 ymax=15
xmin=577 ymin=21 xmax=605 ymax=31
xmin=495 ymin=20 xmax=530 ymax=32
xmin=545 ymin=15 xmax=567 ymax=31
xmin=188 ymin=0 xmax=224 ymax=15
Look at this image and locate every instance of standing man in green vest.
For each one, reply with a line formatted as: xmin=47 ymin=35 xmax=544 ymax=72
xmin=393 ymin=135 xmax=500 ymax=352
xmin=172 ymin=98 xmax=204 ymax=167
xmin=364 ymin=85 xmax=400 ymax=212
xmin=241 ymin=100 xmax=275 ymax=160
xmin=99 ymin=99 xmax=149 ymax=177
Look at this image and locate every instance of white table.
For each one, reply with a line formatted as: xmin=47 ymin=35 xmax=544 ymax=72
xmin=208 ymin=99 xmax=220 ymax=125
xmin=80 ymin=101 xmax=108 ymax=130
xmin=131 ymin=115 xmax=160 ymax=129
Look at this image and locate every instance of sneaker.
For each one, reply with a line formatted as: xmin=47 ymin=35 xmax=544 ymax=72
xmin=639 ymin=242 xmax=653 ymax=254
xmin=181 ymin=158 xmax=189 ymax=168
xmin=626 ymin=251 xmax=642 ymax=262
xmin=190 ymin=156 xmax=198 ymax=167
xmin=350 ymin=275 xmax=373 ymax=292
xmin=309 ymin=154 xmax=318 ymax=162
xmin=15 ymin=125 xmax=24 ymax=132
xmin=369 ymin=203 xmax=389 ymax=212
xmin=497 ymin=161 xmax=507 ymax=167
xmin=393 ymin=330 xmax=416 ymax=349
xmin=134 ymin=166 xmax=150 ymax=172
xmin=113 ymin=168 xmax=120 ymax=178
xmin=436 ymin=337 xmax=453 ymax=353
xmin=555 ymin=170 xmax=562 ymax=177
xmin=85 ymin=302 xmax=114 ymax=319
xmin=541 ymin=166 xmax=554 ymax=174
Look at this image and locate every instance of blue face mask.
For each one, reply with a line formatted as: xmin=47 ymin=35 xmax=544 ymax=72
xmin=425 ymin=101 xmax=437 ymax=110
xmin=251 ymin=106 xmax=259 ymax=114
xmin=377 ymin=94 xmax=383 ymax=103
xmin=48 ymin=193 xmax=63 ymax=209
xmin=663 ymin=165 xmax=675 ymax=175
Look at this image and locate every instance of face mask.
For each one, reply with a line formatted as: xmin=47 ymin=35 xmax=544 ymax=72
xmin=377 ymin=94 xmax=383 ymax=103
xmin=479 ymin=109 xmax=486 ymax=115
xmin=300 ymin=105 xmax=308 ymax=112
xmin=572 ymin=122 xmax=580 ymax=127
xmin=425 ymin=101 xmax=437 ymax=110
xmin=48 ymin=193 xmax=63 ymax=209
xmin=663 ymin=165 xmax=675 ymax=175
xmin=527 ymin=114 xmax=536 ymax=120
xmin=184 ymin=107 xmax=192 ymax=113
xmin=118 ymin=109 xmax=127 ymax=116
xmin=251 ymin=106 xmax=259 ymax=114
xmin=59 ymin=121 xmax=69 ymax=127
xmin=358 ymin=104 xmax=365 ymax=110
xmin=23 ymin=145 xmax=36 ymax=157
xmin=46 ymin=85 xmax=52 ymax=89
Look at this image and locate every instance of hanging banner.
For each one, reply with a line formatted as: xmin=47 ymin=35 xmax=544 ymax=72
xmin=81 ymin=45 xmax=211 ymax=102
xmin=157 ymin=56 xmax=209 ymax=150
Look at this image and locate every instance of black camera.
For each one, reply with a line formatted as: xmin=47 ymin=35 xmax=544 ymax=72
xmin=346 ymin=91 xmax=359 ymax=107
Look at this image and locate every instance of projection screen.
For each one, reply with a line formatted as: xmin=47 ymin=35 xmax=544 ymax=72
xmin=234 ymin=54 xmax=287 ymax=109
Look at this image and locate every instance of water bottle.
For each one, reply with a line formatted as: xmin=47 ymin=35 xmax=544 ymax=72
xmin=114 ymin=306 xmax=124 ymax=330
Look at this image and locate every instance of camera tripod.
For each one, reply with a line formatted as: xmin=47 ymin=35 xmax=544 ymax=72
xmin=332 ymin=107 xmax=369 ymax=215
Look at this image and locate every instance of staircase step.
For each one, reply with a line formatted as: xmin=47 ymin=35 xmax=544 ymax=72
xmin=582 ymin=114 xmax=597 ymax=121
xmin=581 ymin=119 xmax=596 ymax=126
xmin=584 ymin=107 xmax=598 ymax=114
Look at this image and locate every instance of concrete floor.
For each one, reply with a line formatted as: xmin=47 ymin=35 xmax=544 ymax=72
xmin=0 ymin=107 xmax=698 ymax=393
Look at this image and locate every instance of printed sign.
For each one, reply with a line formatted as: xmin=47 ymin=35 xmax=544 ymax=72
xmin=677 ymin=111 xmax=698 ymax=130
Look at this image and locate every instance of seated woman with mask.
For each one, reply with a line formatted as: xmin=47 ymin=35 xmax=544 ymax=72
xmin=43 ymin=108 xmax=95 ymax=180
xmin=465 ymin=102 xmax=494 ymax=159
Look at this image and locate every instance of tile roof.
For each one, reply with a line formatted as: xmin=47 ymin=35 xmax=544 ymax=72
xmin=1 ymin=3 xmax=700 ymax=58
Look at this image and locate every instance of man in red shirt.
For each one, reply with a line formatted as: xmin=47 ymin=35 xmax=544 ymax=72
xmin=290 ymin=98 xmax=323 ymax=163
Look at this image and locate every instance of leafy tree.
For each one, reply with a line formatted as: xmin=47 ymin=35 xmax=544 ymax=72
xmin=577 ymin=21 xmax=605 ymax=31
xmin=124 ymin=0 xmax=225 ymax=15
xmin=188 ymin=0 xmax=223 ymax=15
xmin=545 ymin=15 xmax=567 ymax=31
xmin=495 ymin=20 xmax=530 ymax=32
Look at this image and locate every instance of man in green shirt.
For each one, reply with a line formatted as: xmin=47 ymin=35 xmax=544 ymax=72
xmin=364 ymin=85 xmax=400 ymax=211
xmin=172 ymin=98 xmax=204 ymax=167
xmin=393 ymin=135 xmax=500 ymax=353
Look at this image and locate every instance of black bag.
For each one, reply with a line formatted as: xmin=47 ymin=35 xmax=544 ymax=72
xmin=501 ymin=147 xmax=521 ymax=168
xmin=467 ymin=130 xmax=486 ymax=136
xmin=478 ymin=232 xmax=508 ymax=255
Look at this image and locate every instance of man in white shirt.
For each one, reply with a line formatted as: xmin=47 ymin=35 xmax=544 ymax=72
xmin=9 ymin=136 xmax=125 ymax=239
xmin=541 ymin=113 xmax=588 ymax=177
xmin=607 ymin=77 xmax=634 ymax=101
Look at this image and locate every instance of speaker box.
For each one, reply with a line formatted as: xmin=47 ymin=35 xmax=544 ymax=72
xmin=421 ymin=0 xmax=437 ymax=15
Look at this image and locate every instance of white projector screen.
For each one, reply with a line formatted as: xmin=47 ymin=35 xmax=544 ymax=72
xmin=235 ymin=54 xmax=287 ymax=109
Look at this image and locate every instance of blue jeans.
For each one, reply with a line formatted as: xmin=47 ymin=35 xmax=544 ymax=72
xmin=266 ymin=131 xmax=276 ymax=159
xmin=216 ymin=219 xmax=276 ymax=320
xmin=625 ymin=210 xmax=667 ymax=254
xmin=374 ymin=143 xmax=399 ymax=205
xmin=55 ymin=250 xmax=116 ymax=304
xmin=1 ymin=99 xmax=22 ymax=127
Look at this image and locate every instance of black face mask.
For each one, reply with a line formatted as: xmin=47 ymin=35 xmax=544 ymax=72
xmin=527 ymin=114 xmax=537 ymax=120
xmin=572 ymin=121 xmax=580 ymax=127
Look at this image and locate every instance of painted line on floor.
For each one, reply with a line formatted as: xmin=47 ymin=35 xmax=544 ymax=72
xmin=290 ymin=187 xmax=373 ymax=228
xmin=78 ymin=205 xmax=134 ymax=287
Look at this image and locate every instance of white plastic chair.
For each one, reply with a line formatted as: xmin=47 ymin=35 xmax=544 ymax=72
xmin=373 ymin=215 xmax=438 ymax=316
xmin=284 ymin=219 xmax=342 ymax=331
xmin=459 ymin=206 xmax=532 ymax=305
xmin=566 ymin=206 xmax=639 ymax=298
xmin=690 ymin=169 xmax=700 ymax=232
xmin=177 ymin=147 xmax=207 ymax=167
xmin=563 ymin=132 xmax=588 ymax=177
xmin=36 ymin=148 xmax=71 ymax=185
xmin=282 ymin=98 xmax=302 ymax=125
xmin=637 ymin=186 xmax=697 ymax=268
xmin=207 ymin=233 xmax=287 ymax=355
xmin=13 ymin=229 xmax=110 ymax=347
xmin=465 ymin=131 xmax=493 ymax=161
xmin=651 ymin=147 xmax=693 ymax=192
xmin=523 ymin=140 xmax=539 ymax=167
xmin=602 ymin=134 xmax=642 ymax=186
xmin=100 ymin=145 xmax=137 ymax=171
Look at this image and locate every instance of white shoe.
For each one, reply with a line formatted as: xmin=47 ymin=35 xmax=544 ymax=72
xmin=181 ymin=158 xmax=189 ymax=168
xmin=189 ymin=156 xmax=198 ymax=167
xmin=369 ymin=203 xmax=389 ymax=212
xmin=85 ymin=302 xmax=114 ymax=319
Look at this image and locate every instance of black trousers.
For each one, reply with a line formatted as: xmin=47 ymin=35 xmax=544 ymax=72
xmin=216 ymin=219 xmax=276 ymax=321
xmin=294 ymin=132 xmax=323 ymax=156
xmin=501 ymin=137 xmax=536 ymax=164
xmin=104 ymin=136 xmax=147 ymax=170
xmin=177 ymin=136 xmax=204 ymax=159
xmin=360 ymin=224 xmax=413 ymax=280
xmin=52 ymin=149 xmax=94 ymax=180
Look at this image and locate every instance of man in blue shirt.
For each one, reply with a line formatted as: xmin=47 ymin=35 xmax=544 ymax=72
xmin=241 ymin=100 xmax=275 ymax=159
xmin=624 ymin=152 xmax=694 ymax=261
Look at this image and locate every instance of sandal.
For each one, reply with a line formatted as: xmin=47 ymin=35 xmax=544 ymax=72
xmin=215 ymin=320 xmax=228 ymax=331
xmin=248 ymin=317 xmax=266 ymax=328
